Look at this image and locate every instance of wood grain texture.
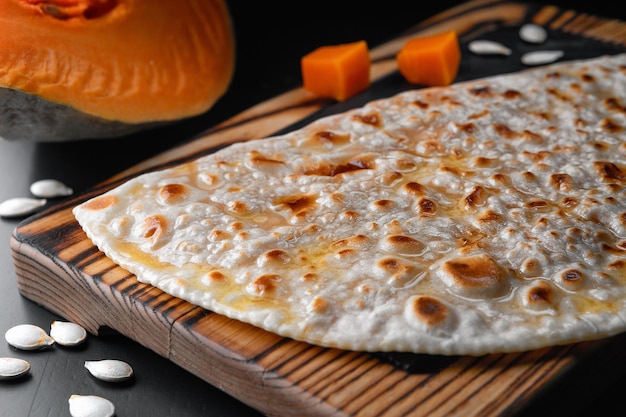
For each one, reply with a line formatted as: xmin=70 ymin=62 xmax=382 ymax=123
xmin=11 ymin=1 xmax=626 ymax=416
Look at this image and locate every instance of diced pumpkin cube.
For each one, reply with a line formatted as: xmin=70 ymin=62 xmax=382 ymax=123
xmin=301 ymin=40 xmax=370 ymax=101
xmin=396 ymin=31 xmax=461 ymax=86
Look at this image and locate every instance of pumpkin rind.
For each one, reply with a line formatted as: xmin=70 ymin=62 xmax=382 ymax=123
xmin=0 ymin=0 xmax=235 ymax=141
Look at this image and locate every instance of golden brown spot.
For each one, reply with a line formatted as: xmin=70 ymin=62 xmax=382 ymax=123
xmin=558 ymin=268 xmax=585 ymax=291
xmin=310 ymin=296 xmax=329 ymax=313
xmin=262 ymin=249 xmax=290 ymax=266
xmin=457 ymin=122 xmax=477 ymax=134
xmin=158 ymin=184 xmax=188 ymax=204
xmin=601 ymin=118 xmax=624 ymax=133
xmin=309 ymin=131 xmax=351 ymax=146
xmin=417 ymin=140 xmax=446 ymax=156
xmin=142 ymin=215 xmax=167 ymax=240
xmin=383 ymin=235 xmax=425 ymax=254
xmin=395 ymin=158 xmax=417 ymax=171
xmin=439 ymin=165 xmax=464 ymax=176
xmin=473 ymin=156 xmax=497 ymax=167
xmin=521 ymin=258 xmax=542 ymax=277
xmin=411 ymin=296 xmax=449 ymax=326
xmin=468 ymin=109 xmax=490 ymax=120
xmin=607 ymin=260 xmax=626 ymax=270
xmin=247 ymin=150 xmax=285 ymax=168
xmin=550 ymin=173 xmax=572 ymax=191
xmin=228 ymin=200 xmax=250 ymax=214
xmin=532 ymin=111 xmax=551 ymax=121
xmin=301 ymin=272 xmax=318 ymax=281
xmin=340 ymin=210 xmax=360 ymax=221
xmin=335 ymin=249 xmax=357 ymax=259
xmin=442 ymin=95 xmax=461 ymax=106
xmin=546 ymin=87 xmax=572 ymax=102
xmin=376 ymin=257 xmax=418 ymax=285
xmin=371 ymin=199 xmax=394 ymax=211
xmin=206 ymin=271 xmax=227 ymax=283
xmin=296 ymin=161 xmax=333 ymax=176
xmin=521 ymin=150 xmax=551 ymax=162
xmin=417 ymin=197 xmax=437 ymax=215
xmin=465 ymin=186 xmax=487 ymax=209
xmin=352 ymin=112 xmax=381 ymax=127
xmin=503 ymin=89 xmax=522 ymax=99
xmin=249 ymin=274 xmax=280 ymax=295
xmin=440 ymin=254 xmax=508 ymax=298
xmin=601 ymin=243 xmax=626 ymax=255
xmin=83 ymin=195 xmax=118 ymax=210
xmin=299 ymin=157 xmax=374 ymax=177
xmin=199 ymin=173 xmax=218 ymax=186
xmin=478 ymin=210 xmax=501 ymax=222
xmin=493 ymin=123 xmax=517 ymax=139
xmin=412 ymin=100 xmax=429 ymax=109
xmin=274 ymin=194 xmax=316 ymax=215
xmin=521 ymin=130 xmax=543 ymax=142
xmin=450 ymin=147 xmax=464 ymax=159
xmin=593 ymin=161 xmax=625 ymax=182
xmin=581 ymin=73 xmax=595 ymax=82
xmin=330 ymin=234 xmax=371 ymax=250
xmin=404 ymin=181 xmax=425 ymax=196
xmin=469 ymin=86 xmax=492 ymax=97
xmin=525 ymin=281 xmax=553 ymax=307
xmin=209 ymin=229 xmax=231 ymax=241
xmin=605 ymin=97 xmax=626 ymax=114
xmin=229 ymin=221 xmax=245 ymax=231
xmin=381 ymin=171 xmax=403 ymax=185
xmin=235 ymin=231 xmax=250 ymax=241
xmin=561 ymin=196 xmax=579 ymax=208
xmin=592 ymin=141 xmax=610 ymax=151
xmin=491 ymin=173 xmax=510 ymax=185
xmin=526 ymin=199 xmax=548 ymax=210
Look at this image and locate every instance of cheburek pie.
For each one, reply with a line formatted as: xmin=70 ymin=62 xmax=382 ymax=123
xmin=74 ymin=54 xmax=626 ymax=356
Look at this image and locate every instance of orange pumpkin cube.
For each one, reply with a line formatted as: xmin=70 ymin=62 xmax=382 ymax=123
xmin=301 ymin=40 xmax=370 ymax=101
xmin=396 ymin=31 xmax=461 ymax=86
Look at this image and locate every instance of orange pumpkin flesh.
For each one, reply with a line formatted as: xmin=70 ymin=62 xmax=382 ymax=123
xmin=0 ymin=0 xmax=235 ymax=141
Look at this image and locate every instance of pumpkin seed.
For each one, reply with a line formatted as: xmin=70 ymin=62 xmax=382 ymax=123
xmin=84 ymin=359 xmax=134 ymax=382
xmin=50 ymin=321 xmax=87 ymax=347
xmin=0 ymin=357 xmax=31 ymax=380
xmin=4 ymin=324 xmax=55 ymax=350
xmin=0 ymin=197 xmax=46 ymax=218
xmin=68 ymin=394 xmax=115 ymax=417
xmin=30 ymin=179 xmax=73 ymax=198
xmin=468 ymin=40 xmax=512 ymax=56
xmin=521 ymin=50 xmax=564 ymax=66
xmin=519 ymin=23 xmax=547 ymax=44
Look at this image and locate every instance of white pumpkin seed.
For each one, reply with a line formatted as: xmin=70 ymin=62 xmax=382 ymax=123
xmin=0 ymin=357 xmax=31 ymax=380
xmin=521 ymin=50 xmax=564 ymax=66
xmin=84 ymin=359 xmax=134 ymax=382
xmin=468 ymin=40 xmax=512 ymax=56
xmin=519 ymin=23 xmax=547 ymax=44
xmin=50 ymin=321 xmax=87 ymax=347
xmin=68 ymin=394 xmax=115 ymax=417
xmin=30 ymin=179 xmax=73 ymax=198
xmin=5 ymin=324 xmax=55 ymax=350
xmin=0 ymin=197 xmax=46 ymax=218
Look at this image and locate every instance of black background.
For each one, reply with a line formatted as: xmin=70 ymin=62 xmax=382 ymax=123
xmin=1 ymin=1 xmax=624 ymax=416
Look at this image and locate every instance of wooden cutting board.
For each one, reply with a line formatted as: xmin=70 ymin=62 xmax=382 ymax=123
xmin=11 ymin=1 xmax=626 ymax=416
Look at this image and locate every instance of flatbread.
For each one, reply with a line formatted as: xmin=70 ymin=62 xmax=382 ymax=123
xmin=73 ymin=53 xmax=626 ymax=356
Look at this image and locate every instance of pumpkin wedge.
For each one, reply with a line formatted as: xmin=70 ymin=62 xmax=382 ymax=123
xmin=0 ymin=0 xmax=235 ymax=142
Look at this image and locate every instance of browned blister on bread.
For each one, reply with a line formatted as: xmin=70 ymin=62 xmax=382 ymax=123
xmin=74 ymin=54 xmax=626 ymax=355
